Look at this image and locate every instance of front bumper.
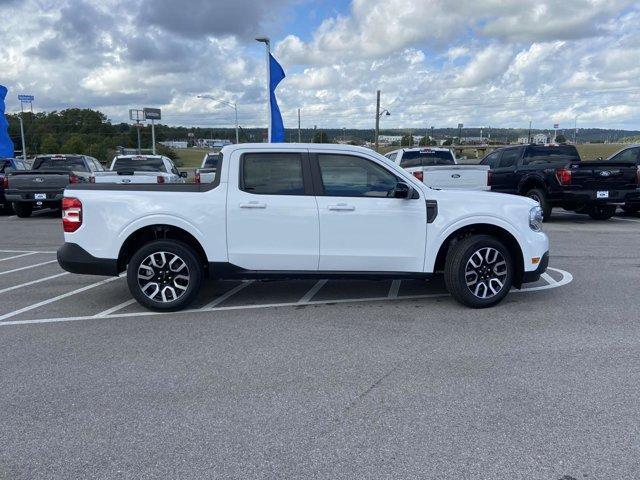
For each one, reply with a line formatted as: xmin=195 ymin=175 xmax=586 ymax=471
xmin=522 ymin=251 xmax=549 ymax=284
xmin=57 ymin=242 xmax=119 ymax=276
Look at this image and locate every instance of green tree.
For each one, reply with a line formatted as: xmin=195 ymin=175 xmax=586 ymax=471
xmin=419 ymin=136 xmax=436 ymax=146
xmin=401 ymin=134 xmax=414 ymax=146
xmin=312 ymin=131 xmax=330 ymax=143
xmin=60 ymin=134 xmax=86 ymax=154
xmin=555 ymin=134 xmax=567 ymax=144
xmin=442 ymin=138 xmax=453 ymax=146
xmin=156 ymin=143 xmax=180 ymax=165
xmin=40 ymin=134 xmax=59 ymax=153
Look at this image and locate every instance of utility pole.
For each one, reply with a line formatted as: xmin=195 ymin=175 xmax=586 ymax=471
xmin=573 ymin=116 xmax=577 ymax=144
xmin=298 ymin=108 xmax=301 ymax=142
xmin=528 ymin=120 xmax=532 ymax=143
xmin=375 ymin=89 xmax=380 ymax=151
xmin=18 ymin=115 xmax=26 ymax=161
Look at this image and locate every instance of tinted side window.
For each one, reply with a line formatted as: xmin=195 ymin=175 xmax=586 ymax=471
xmin=498 ymin=149 xmax=520 ymax=168
xmin=610 ymin=147 xmax=640 ymax=163
xmin=481 ymin=151 xmax=501 ymax=168
xmin=241 ymin=153 xmax=304 ymax=195
xmin=318 ymin=154 xmax=397 ymax=198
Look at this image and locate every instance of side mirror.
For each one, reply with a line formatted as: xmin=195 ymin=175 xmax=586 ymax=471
xmin=180 ymin=171 xmax=188 ymax=178
xmin=394 ymin=181 xmax=414 ymax=199
xmin=596 ymin=156 xmax=603 ymax=161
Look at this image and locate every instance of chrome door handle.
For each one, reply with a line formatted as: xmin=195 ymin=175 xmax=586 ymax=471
xmin=328 ymin=204 xmax=355 ymax=211
xmin=239 ymin=201 xmax=266 ymax=209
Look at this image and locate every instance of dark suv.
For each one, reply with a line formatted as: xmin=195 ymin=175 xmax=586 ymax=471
xmin=481 ymin=144 xmax=640 ymax=220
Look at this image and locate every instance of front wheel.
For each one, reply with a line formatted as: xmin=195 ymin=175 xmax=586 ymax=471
xmin=444 ymin=235 xmax=514 ymax=308
xmin=13 ymin=202 xmax=33 ymax=218
xmin=127 ymin=240 xmax=203 ymax=311
xmin=588 ymin=205 xmax=616 ymax=220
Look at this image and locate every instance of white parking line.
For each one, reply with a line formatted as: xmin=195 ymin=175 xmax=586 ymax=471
xmin=0 ymin=268 xmax=573 ymax=328
xmin=0 ymin=252 xmax=37 ymax=262
xmin=0 ymin=260 xmax=59 ymax=276
xmin=0 ymin=276 xmax=122 ymax=321
xmin=0 ymin=272 xmax=69 ymax=295
xmin=298 ymin=280 xmax=328 ymax=303
xmin=0 ymin=249 xmax=56 ymax=254
xmin=612 ymin=216 xmax=640 ymax=224
xmin=202 ymin=281 xmax=255 ymax=309
xmin=388 ymin=280 xmax=401 ymax=298
xmin=94 ymin=299 xmax=137 ymax=317
xmin=540 ymin=272 xmax=556 ymax=285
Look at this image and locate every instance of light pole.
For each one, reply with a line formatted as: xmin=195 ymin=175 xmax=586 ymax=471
xmin=374 ymin=90 xmax=391 ymax=151
xmin=255 ymin=37 xmax=271 ymax=141
xmin=197 ymin=95 xmax=239 ymax=144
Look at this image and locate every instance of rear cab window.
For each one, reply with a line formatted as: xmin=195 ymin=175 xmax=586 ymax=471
xmin=400 ymin=149 xmax=454 ymax=168
xmin=113 ymin=157 xmax=165 ymax=172
xmin=33 ymin=156 xmax=88 ymax=171
xmin=523 ymin=146 xmax=580 ymax=165
xmin=204 ymin=154 xmax=221 ymax=168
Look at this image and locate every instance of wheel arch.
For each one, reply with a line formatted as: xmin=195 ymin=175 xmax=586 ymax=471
xmin=518 ymin=174 xmax=547 ymax=195
xmin=117 ymin=224 xmax=208 ymax=273
xmin=432 ymin=222 xmax=525 ymax=288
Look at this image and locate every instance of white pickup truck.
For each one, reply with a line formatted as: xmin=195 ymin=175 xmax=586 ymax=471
xmin=57 ymin=143 xmax=549 ymax=310
xmin=194 ymin=152 xmax=220 ymax=184
xmin=385 ymin=147 xmax=489 ymax=190
xmin=91 ymin=155 xmax=187 ymax=184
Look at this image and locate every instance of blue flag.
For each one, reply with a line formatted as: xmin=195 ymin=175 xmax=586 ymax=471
xmin=269 ymin=53 xmax=285 ymax=143
xmin=0 ymin=85 xmax=14 ymax=158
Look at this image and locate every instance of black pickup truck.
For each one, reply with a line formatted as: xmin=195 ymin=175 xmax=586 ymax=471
xmin=600 ymin=144 xmax=640 ymax=214
xmin=480 ymin=144 xmax=640 ymax=220
xmin=4 ymin=154 xmax=101 ymax=217
xmin=1 ymin=158 xmax=30 ymax=213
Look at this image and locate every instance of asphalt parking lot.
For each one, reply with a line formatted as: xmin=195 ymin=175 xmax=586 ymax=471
xmin=1 ymin=208 xmax=640 ymax=479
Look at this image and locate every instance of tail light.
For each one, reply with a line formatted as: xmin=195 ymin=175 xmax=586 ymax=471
xmin=412 ymin=170 xmax=424 ymax=182
xmin=62 ymin=197 xmax=82 ymax=233
xmin=194 ymin=172 xmax=201 ymax=184
xmin=69 ymin=173 xmax=79 ymax=184
xmin=487 ymin=170 xmax=493 ymax=187
xmin=636 ymin=166 xmax=640 ymax=185
xmin=555 ymin=167 xmax=572 ymax=186
xmin=157 ymin=175 xmax=165 ymax=184
xmin=2 ymin=176 xmax=7 ymax=189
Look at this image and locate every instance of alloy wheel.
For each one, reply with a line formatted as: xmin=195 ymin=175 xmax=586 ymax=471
xmin=465 ymin=247 xmax=508 ymax=299
xmin=137 ymin=251 xmax=190 ymax=303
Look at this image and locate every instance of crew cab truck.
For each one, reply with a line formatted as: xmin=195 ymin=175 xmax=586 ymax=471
xmin=600 ymin=144 xmax=640 ymax=214
xmin=385 ymin=147 xmax=489 ymax=190
xmin=4 ymin=154 xmax=101 ymax=217
xmin=195 ymin=152 xmax=221 ymax=184
xmin=57 ymin=143 xmax=549 ymax=310
xmin=1 ymin=158 xmax=30 ymax=213
xmin=91 ymin=155 xmax=187 ymax=184
xmin=481 ymin=144 xmax=640 ymax=220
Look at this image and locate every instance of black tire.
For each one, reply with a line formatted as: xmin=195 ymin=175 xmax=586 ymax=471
xmin=588 ymin=205 xmax=616 ymax=220
xmin=622 ymin=204 xmax=640 ymax=215
xmin=444 ymin=234 xmax=514 ymax=308
xmin=0 ymin=203 xmax=13 ymax=215
xmin=13 ymin=202 xmax=33 ymax=218
xmin=525 ymin=188 xmax=552 ymax=221
xmin=126 ymin=240 xmax=203 ymax=311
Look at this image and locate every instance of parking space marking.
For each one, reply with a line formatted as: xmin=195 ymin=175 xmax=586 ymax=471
xmin=298 ymin=280 xmax=328 ymax=303
xmin=0 ymin=268 xmax=573 ymax=328
xmin=0 ymin=252 xmax=37 ymax=262
xmin=611 ymin=216 xmax=640 ymax=224
xmin=0 ymin=272 xmax=69 ymax=295
xmin=539 ymin=273 xmax=556 ymax=286
xmin=94 ymin=299 xmax=137 ymax=317
xmin=388 ymin=280 xmax=401 ymax=298
xmin=202 ymin=281 xmax=255 ymax=309
xmin=0 ymin=260 xmax=59 ymax=276
xmin=0 ymin=249 xmax=56 ymax=254
xmin=0 ymin=276 xmax=123 ymax=321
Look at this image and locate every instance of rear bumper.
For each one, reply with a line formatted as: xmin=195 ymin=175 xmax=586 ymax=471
xmin=522 ymin=252 xmax=549 ymax=284
xmin=57 ymin=242 xmax=119 ymax=276
xmin=5 ymin=190 xmax=65 ymax=203
xmin=549 ymin=188 xmax=640 ymax=206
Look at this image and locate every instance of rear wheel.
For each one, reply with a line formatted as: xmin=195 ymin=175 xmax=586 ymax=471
xmin=525 ymin=188 xmax=552 ymax=221
xmin=444 ymin=234 xmax=514 ymax=308
xmin=588 ymin=205 xmax=616 ymax=220
xmin=127 ymin=240 xmax=203 ymax=311
xmin=13 ymin=202 xmax=33 ymax=218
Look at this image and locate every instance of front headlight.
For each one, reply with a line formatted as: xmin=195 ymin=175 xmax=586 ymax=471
xmin=529 ymin=206 xmax=543 ymax=232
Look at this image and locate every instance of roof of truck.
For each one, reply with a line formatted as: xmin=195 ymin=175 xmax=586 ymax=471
xmin=220 ymin=143 xmax=380 ymax=156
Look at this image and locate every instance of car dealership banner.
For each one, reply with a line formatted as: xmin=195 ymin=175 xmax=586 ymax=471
xmin=0 ymin=85 xmax=15 ymax=158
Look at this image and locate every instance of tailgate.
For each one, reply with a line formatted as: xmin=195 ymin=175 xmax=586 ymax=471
xmin=94 ymin=173 xmax=159 ymax=184
xmin=418 ymin=165 xmax=489 ymax=190
xmin=7 ymin=171 xmax=71 ymax=192
xmin=570 ymin=161 xmax=638 ymax=190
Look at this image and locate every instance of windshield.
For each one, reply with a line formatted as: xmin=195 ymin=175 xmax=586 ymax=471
xmin=204 ymin=154 xmax=220 ymax=168
xmin=33 ymin=156 xmax=87 ymax=171
xmin=400 ymin=150 xmax=455 ymax=168
xmin=113 ymin=157 xmax=165 ymax=172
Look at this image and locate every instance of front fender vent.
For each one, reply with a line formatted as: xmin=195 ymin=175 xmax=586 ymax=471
xmin=426 ymin=200 xmax=438 ymax=223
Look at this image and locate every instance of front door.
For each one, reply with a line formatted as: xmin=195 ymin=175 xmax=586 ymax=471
xmin=226 ymin=151 xmax=319 ymax=271
xmin=312 ymin=152 xmax=427 ymax=272
xmin=491 ymin=147 xmax=521 ymax=194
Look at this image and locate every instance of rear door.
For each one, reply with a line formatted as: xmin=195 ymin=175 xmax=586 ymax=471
xmin=226 ymin=150 xmax=320 ymax=271
xmin=490 ymin=147 xmax=521 ymax=194
xmin=312 ymin=152 xmax=427 ymax=272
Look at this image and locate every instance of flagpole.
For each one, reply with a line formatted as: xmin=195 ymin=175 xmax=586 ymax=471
xmin=256 ymin=37 xmax=271 ymax=142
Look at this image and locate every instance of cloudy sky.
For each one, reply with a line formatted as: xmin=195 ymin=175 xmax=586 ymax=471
xmin=1 ymin=0 xmax=639 ymax=130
